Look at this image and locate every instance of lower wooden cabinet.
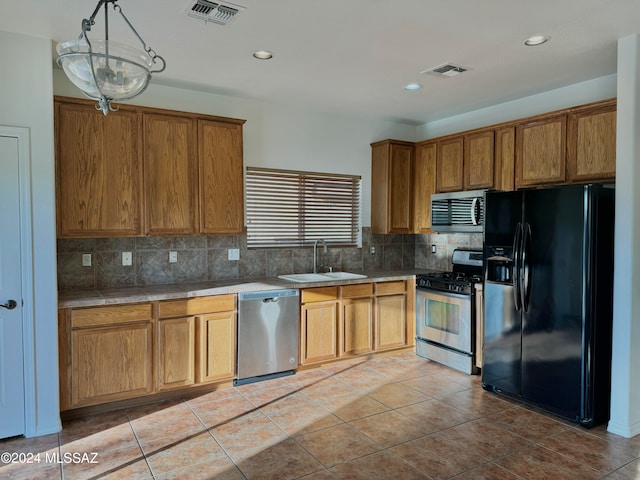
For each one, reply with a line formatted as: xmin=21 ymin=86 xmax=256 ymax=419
xmin=158 ymin=316 xmax=196 ymax=390
xmin=197 ymin=312 xmax=237 ymax=383
xmin=59 ymin=303 xmax=154 ymax=410
xmin=300 ymin=287 xmax=339 ymax=365
xmin=158 ymin=295 xmax=237 ymax=390
xmin=300 ymin=281 xmax=413 ymax=366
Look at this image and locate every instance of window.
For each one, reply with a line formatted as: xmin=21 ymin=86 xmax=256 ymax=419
xmin=245 ymin=167 xmax=361 ymax=248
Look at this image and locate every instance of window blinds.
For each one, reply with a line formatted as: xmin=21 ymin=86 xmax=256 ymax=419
xmin=245 ymin=167 xmax=361 ymax=248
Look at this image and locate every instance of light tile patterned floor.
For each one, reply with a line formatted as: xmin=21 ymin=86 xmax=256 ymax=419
xmin=3 ymin=351 xmax=640 ymax=479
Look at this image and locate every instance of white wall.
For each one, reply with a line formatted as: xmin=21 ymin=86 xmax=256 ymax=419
xmin=416 ymin=75 xmax=617 ymax=140
xmin=608 ymin=34 xmax=640 ymax=438
xmin=0 ymin=31 xmax=60 ymax=436
xmin=54 ymin=70 xmax=417 ymax=228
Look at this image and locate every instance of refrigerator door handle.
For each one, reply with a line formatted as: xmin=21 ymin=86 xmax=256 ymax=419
xmin=521 ymin=222 xmax=532 ymax=312
xmin=512 ymin=222 xmax=523 ymax=311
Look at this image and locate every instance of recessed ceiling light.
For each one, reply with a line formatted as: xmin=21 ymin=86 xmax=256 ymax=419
xmin=404 ymin=83 xmax=422 ymax=91
xmin=524 ymin=35 xmax=550 ymax=46
xmin=253 ymin=50 xmax=273 ymax=60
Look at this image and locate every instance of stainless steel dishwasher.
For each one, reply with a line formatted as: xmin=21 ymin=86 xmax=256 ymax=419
xmin=235 ymin=289 xmax=300 ymax=385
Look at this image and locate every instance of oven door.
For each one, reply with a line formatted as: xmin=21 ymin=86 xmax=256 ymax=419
xmin=416 ymin=288 xmax=472 ymax=353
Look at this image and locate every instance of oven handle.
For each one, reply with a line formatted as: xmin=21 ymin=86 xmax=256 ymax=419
xmin=415 ymin=288 xmax=472 ymax=302
xmin=512 ymin=222 xmax=523 ymax=311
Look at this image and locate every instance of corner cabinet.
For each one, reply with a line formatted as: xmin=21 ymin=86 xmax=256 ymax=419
xmin=567 ymin=100 xmax=616 ymax=182
xmin=371 ymin=139 xmax=414 ymax=234
xmin=54 ymin=96 xmax=246 ymax=238
xmin=58 ymin=303 xmax=154 ymax=410
xmin=55 ymin=100 xmax=143 ymax=237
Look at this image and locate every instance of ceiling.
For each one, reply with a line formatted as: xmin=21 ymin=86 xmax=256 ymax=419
xmin=2 ymin=0 xmax=639 ymax=125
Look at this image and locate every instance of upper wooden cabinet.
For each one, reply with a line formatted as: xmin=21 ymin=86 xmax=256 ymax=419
xmin=495 ymin=127 xmax=516 ymax=191
xmin=516 ymin=113 xmax=567 ymax=188
xmin=436 ymin=137 xmax=464 ymax=192
xmin=198 ymin=120 xmax=244 ymax=234
xmin=371 ymin=139 xmax=414 ymax=234
xmin=464 ymin=130 xmax=495 ymax=190
xmin=413 ymin=141 xmax=437 ymax=233
xmin=143 ymin=113 xmax=197 ymax=235
xmin=54 ymin=96 xmax=246 ymax=238
xmin=567 ymin=100 xmax=616 ymax=182
xmin=55 ymin=100 xmax=143 ymax=237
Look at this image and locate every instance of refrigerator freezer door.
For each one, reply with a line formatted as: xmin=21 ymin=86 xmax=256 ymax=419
xmin=482 ymin=280 xmax=521 ymax=395
xmin=520 ymin=186 xmax=586 ymax=419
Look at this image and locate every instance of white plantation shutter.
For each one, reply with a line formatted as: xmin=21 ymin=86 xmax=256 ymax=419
xmin=245 ymin=167 xmax=361 ymax=248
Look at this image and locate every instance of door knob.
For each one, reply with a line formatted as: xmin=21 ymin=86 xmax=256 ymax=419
xmin=0 ymin=300 xmax=17 ymax=310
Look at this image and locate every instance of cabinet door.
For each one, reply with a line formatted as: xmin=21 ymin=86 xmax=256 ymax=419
xmin=567 ymin=102 xmax=616 ymax=182
xmin=388 ymin=143 xmax=413 ymax=233
xmin=198 ymin=120 xmax=244 ymax=233
xmin=197 ymin=311 xmax=237 ymax=383
xmin=516 ymin=114 xmax=567 ymax=188
xmin=375 ymin=294 xmax=407 ymax=350
xmin=413 ymin=142 xmax=437 ymax=233
xmin=464 ymin=130 xmax=495 ymax=190
xmin=56 ymin=101 xmax=142 ymax=237
xmin=341 ymin=297 xmax=373 ymax=356
xmin=437 ymin=137 xmax=464 ymax=192
xmin=300 ymin=302 xmax=338 ymax=365
xmin=158 ymin=317 xmax=196 ymax=390
xmin=71 ymin=322 xmax=153 ymax=407
xmin=495 ymin=127 xmax=515 ymax=191
xmin=143 ymin=114 xmax=197 ymax=235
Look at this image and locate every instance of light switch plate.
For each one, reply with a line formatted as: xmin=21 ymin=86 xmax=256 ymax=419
xmin=169 ymin=251 xmax=178 ymax=263
xmin=122 ymin=251 xmax=132 ymax=266
xmin=431 ymin=245 xmax=437 ymax=254
xmin=228 ymin=248 xmax=240 ymax=261
xmin=82 ymin=253 xmax=92 ymax=267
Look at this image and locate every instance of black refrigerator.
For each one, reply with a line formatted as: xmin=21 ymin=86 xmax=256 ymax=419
xmin=482 ymin=183 xmax=615 ymax=427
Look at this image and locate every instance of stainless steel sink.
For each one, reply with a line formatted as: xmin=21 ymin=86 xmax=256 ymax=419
xmin=278 ymin=272 xmax=367 ymax=283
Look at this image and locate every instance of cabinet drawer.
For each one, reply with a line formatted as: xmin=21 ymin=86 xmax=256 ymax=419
xmin=302 ymin=287 xmax=338 ymax=303
xmin=340 ymin=283 xmax=373 ymax=298
xmin=159 ymin=294 xmax=236 ymax=318
xmin=71 ymin=303 xmax=152 ymax=329
xmin=375 ymin=281 xmax=407 ymax=295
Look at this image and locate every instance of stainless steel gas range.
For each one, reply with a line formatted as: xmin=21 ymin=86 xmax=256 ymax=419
xmin=415 ymin=249 xmax=483 ymax=375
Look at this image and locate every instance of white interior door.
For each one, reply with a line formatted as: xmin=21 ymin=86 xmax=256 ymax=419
xmin=0 ymin=135 xmax=25 ymax=438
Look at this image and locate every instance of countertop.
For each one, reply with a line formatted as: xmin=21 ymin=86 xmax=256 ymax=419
xmin=58 ymin=269 xmax=430 ymax=308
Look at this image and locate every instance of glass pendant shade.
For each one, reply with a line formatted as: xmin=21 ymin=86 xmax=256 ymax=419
xmin=57 ymin=39 xmax=152 ymax=102
xmin=56 ymin=0 xmax=165 ymax=115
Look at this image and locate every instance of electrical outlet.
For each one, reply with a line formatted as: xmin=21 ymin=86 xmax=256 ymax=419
xmin=122 ymin=251 xmax=132 ymax=266
xmin=169 ymin=251 xmax=178 ymax=263
xmin=228 ymin=248 xmax=240 ymax=261
xmin=431 ymin=244 xmax=437 ymax=254
xmin=82 ymin=253 xmax=92 ymax=267
xmin=370 ymin=245 xmax=376 ymax=255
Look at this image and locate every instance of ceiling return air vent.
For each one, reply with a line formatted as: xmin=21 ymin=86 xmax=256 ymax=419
xmin=186 ymin=0 xmax=246 ymax=25
xmin=422 ymin=63 xmax=469 ymax=77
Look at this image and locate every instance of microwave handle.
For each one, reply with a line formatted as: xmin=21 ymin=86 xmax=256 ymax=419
xmin=471 ymin=197 xmax=478 ymax=225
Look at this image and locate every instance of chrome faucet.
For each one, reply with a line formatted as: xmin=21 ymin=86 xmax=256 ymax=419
xmin=313 ymin=239 xmax=328 ymax=273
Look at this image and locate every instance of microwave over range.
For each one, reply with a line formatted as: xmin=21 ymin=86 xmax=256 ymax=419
xmin=430 ymin=189 xmax=487 ymax=233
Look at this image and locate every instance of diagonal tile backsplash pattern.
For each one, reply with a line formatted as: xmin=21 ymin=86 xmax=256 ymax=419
xmin=56 ymin=228 xmax=483 ymax=290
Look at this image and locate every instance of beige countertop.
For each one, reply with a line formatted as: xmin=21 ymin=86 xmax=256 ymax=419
xmin=58 ymin=269 xmax=429 ymax=308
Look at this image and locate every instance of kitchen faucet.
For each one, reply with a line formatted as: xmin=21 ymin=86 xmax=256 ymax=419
xmin=313 ymin=239 xmax=328 ymax=273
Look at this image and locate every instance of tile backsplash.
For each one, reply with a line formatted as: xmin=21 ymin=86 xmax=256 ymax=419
xmin=57 ymin=228 xmax=423 ymax=290
xmin=415 ymin=233 xmax=484 ymax=271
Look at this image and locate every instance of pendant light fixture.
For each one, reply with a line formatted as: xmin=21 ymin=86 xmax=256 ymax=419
xmin=56 ymin=0 xmax=166 ymax=115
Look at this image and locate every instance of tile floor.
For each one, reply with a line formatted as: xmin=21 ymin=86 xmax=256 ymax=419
xmin=3 ymin=351 xmax=640 ymax=479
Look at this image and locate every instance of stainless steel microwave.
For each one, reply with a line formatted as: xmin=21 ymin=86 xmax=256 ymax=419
xmin=430 ymin=189 xmax=486 ymax=233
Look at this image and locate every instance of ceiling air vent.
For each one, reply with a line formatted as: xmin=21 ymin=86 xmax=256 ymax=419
xmin=186 ymin=0 xmax=246 ymax=25
xmin=422 ymin=63 xmax=469 ymax=78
